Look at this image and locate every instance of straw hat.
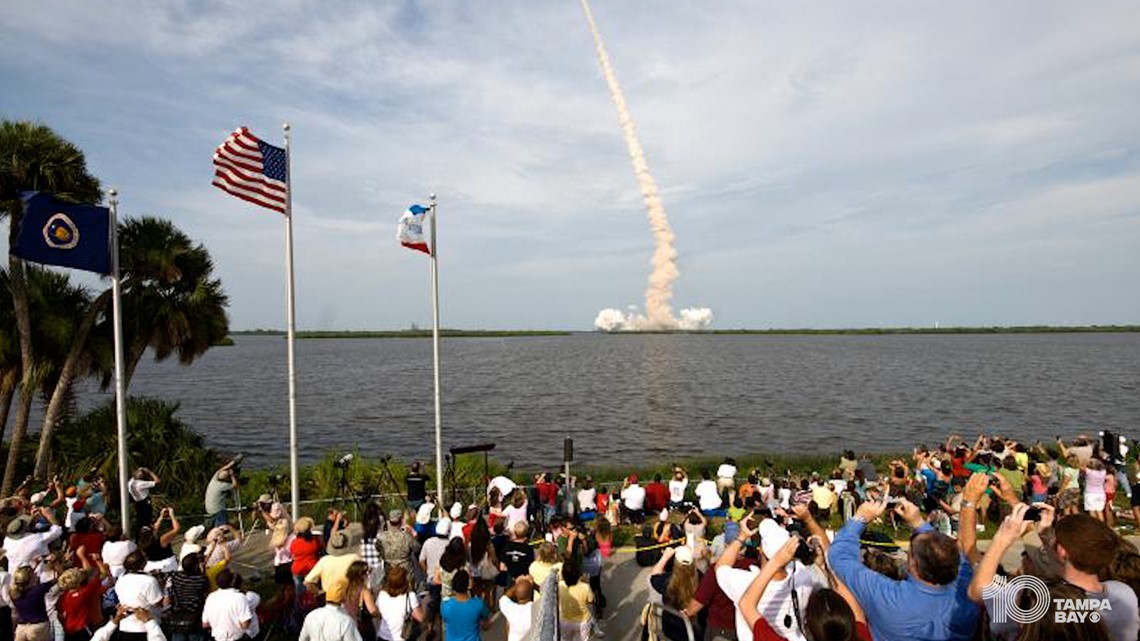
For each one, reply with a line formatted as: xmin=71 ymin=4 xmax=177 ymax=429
xmin=294 ymin=516 xmax=315 ymax=534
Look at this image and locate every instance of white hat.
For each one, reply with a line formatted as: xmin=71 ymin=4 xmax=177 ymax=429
xmin=416 ymin=503 xmax=434 ymax=525
xmin=183 ymin=524 xmax=206 ymax=543
xmin=674 ymin=546 xmax=694 ymax=566
xmin=758 ymin=518 xmax=791 ymax=563
xmin=435 ymin=517 xmax=452 ymax=536
xmin=659 ymin=509 xmax=669 ymax=522
xmin=449 ymin=502 xmax=462 ymax=520
xmin=29 ymin=492 xmax=46 ymax=505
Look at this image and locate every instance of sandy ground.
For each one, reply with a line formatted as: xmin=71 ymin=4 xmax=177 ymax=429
xmin=215 ymin=524 xmax=1139 ymax=641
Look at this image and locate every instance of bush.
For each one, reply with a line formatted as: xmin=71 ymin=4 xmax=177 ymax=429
xmin=51 ymin=396 xmax=224 ymax=515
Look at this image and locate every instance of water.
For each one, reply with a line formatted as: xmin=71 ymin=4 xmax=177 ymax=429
xmin=73 ymin=333 xmax=1140 ymax=469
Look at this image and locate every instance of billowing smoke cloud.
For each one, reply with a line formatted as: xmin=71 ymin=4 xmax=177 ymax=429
xmin=579 ymin=0 xmax=712 ymax=332
xmin=595 ymin=307 xmax=714 ymax=332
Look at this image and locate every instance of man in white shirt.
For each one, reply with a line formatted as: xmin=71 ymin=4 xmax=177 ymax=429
xmin=100 ymin=525 xmax=138 ymax=579
xmin=577 ymin=477 xmax=598 ymax=516
xmin=116 ymin=551 xmax=165 ymax=634
xmin=716 ymin=458 xmax=738 ymax=495
xmin=299 ymin=578 xmax=362 ymax=641
xmin=2 ymin=511 xmax=62 ymax=570
xmin=202 ymin=568 xmax=254 ymax=641
xmin=620 ymin=475 xmax=646 ymax=523
xmin=127 ymin=466 xmax=160 ymax=533
xmin=695 ymin=470 xmax=724 ymax=516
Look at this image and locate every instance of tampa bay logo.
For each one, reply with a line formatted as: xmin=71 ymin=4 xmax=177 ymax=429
xmin=42 ymin=213 xmax=80 ymax=250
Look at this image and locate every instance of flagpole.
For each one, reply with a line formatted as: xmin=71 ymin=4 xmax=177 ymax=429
xmin=428 ymin=194 xmax=444 ymax=507
xmin=108 ymin=188 xmax=130 ymax=534
xmin=283 ymin=123 xmax=300 ymax=523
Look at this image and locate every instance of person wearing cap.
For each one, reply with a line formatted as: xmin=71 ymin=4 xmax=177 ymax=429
xmin=290 ymin=517 xmax=323 ymax=591
xmin=127 ymin=466 xmax=160 ymax=535
xmin=648 ymin=546 xmax=699 ymax=641
xmin=298 ymin=576 xmax=362 ymax=641
xmin=716 ymin=516 xmax=825 ymax=641
xmin=620 ymin=475 xmax=646 ymax=524
xmin=3 ymin=507 xmax=62 ymax=571
xmin=201 ymin=568 xmax=255 ymax=641
xmin=379 ymin=508 xmax=418 ymax=576
xmin=255 ymin=492 xmax=287 ymax=530
xmin=204 ymin=459 xmax=240 ymax=530
xmin=305 ymin=510 xmax=360 ymax=590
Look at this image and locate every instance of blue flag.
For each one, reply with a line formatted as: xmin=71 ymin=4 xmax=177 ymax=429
xmin=10 ymin=192 xmax=111 ymax=274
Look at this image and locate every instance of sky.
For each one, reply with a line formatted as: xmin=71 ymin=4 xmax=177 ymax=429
xmin=2 ymin=1 xmax=1139 ymax=331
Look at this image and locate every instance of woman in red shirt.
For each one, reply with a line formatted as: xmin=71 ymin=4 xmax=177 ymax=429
xmin=740 ymin=536 xmax=871 ymax=641
xmin=57 ymin=546 xmax=108 ymax=641
xmin=288 ymin=517 xmax=323 ymax=590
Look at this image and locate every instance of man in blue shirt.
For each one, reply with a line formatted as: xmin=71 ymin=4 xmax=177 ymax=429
xmin=828 ymin=497 xmax=979 ymax=641
xmin=441 ymin=570 xmax=490 ymax=641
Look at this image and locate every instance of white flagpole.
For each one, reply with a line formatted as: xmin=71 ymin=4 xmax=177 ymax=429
xmin=428 ymin=194 xmax=444 ymax=507
xmin=283 ymin=123 xmax=300 ymax=522
xmin=108 ymin=188 xmax=130 ymax=534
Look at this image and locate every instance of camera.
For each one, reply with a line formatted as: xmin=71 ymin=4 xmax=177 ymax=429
xmin=785 ymin=522 xmax=817 ymax=565
xmin=335 ymin=453 xmax=354 ymax=469
xmin=267 ymin=474 xmax=284 ymax=487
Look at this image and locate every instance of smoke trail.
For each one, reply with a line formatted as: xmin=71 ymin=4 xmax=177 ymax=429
xmin=579 ymin=0 xmax=679 ymax=329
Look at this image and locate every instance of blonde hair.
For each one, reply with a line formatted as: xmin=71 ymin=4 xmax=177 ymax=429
xmin=270 ymin=518 xmax=292 ymax=548
xmin=536 ymin=541 xmax=560 ymax=564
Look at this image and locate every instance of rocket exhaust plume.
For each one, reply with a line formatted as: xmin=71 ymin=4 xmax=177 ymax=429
xmin=579 ymin=0 xmax=712 ymax=332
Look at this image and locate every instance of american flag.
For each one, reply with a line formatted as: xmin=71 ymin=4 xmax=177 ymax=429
xmin=212 ymin=127 xmax=288 ymax=213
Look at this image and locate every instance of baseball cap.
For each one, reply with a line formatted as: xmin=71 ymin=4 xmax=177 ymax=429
xmin=659 ymin=509 xmax=669 ymax=522
xmin=629 ymin=475 xmax=638 ymax=484
xmin=435 ymin=517 xmax=452 ymax=536
xmin=758 ymin=519 xmax=791 ymax=563
xmin=449 ymin=502 xmax=462 ymax=520
xmin=674 ymin=546 xmax=694 ymax=566
xmin=389 ymin=509 xmax=403 ymax=523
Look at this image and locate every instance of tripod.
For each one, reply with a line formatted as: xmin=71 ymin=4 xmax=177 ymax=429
xmin=444 ymin=453 xmax=459 ymax=507
xmin=377 ymin=456 xmax=410 ymax=512
xmin=335 ymin=461 xmax=363 ymax=520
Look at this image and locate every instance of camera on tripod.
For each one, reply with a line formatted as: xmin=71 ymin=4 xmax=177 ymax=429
xmin=267 ymin=474 xmax=285 ymax=487
xmin=335 ymin=453 xmax=354 ymax=469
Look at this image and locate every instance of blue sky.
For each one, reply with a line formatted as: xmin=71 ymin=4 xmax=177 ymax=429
xmin=2 ymin=1 xmax=1139 ymax=330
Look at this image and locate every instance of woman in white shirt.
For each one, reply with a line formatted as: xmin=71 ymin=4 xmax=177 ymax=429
xmin=376 ymin=566 xmax=425 ymax=641
xmin=667 ymin=468 xmax=689 ymax=510
xmin=499 ymin=576 xmax=534 ymax=641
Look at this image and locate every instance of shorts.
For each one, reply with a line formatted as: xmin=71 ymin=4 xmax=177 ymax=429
xmin=701 ymin=508 xmax=726 ymax=518
xmin=1131 ymin=487 xmax=1140 ymax=508
xmin=579 ymin=510 xmax=597 ymax=522
xmin=816 ymin=507 xmax=831 ymax=520
xmin=1084 ymin=493 xmax=1106 ymax=512
xmin=1057 ymin=488 xmax=1081 ymax=510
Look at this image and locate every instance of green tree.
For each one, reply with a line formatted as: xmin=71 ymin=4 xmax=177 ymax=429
xmin=0 ymin=121 xmax=100 ymax=495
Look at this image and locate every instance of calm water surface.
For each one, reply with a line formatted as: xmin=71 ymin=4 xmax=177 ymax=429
xmin=74 ymin=334 xmax=1140 ymax=468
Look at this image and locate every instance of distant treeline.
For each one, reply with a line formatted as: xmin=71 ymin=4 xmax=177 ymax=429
xmin=229 ymin=325 xmax=1140 ymax=338
xmin=230 ymin=329 xmax=571 ymax=338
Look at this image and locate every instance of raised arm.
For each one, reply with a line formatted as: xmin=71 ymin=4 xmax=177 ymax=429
xmin=740 ymin=537 xmax=799 ymax=630
xmin=715 ymin=517 xmax=756 ymax=569
xmin=967 ymin=504 xmax=1030 ymax=602
xmin=790 ymin=504 xmax=829 ymax=555
xmin=651 ymin=547 xmax=676 ymax=577
xmin=957 ymin=473 xmax=987 ymax=564
xmin=159 ymin=508 xmax=181 ymax=547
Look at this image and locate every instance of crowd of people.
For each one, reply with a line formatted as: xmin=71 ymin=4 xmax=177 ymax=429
xmin=0 ymin=432 xmax=1137 ymax=641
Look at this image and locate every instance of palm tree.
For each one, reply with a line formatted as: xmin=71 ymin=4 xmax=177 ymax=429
xmin=33 ymin=216 xmax=229 ymax=477
xmin=0 ymin=121 xmax=100 ymax=495
xmin=114 ymin=216 xmax=230 ymax=388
